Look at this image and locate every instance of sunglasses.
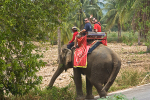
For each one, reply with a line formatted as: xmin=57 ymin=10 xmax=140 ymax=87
xmin=84 ymin=20 xmax=87 ymax=21
xmin=93 ymin=20 xmax=95 ymax=21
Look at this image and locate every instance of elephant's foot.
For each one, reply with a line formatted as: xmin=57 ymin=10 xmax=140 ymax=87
xmin=85 ymin=95 xmax=94 ymax=99
xmin=75 ymin=96 xmax=85 ymax=100
xmin=100 ymin=91 xmax=107 ymax=98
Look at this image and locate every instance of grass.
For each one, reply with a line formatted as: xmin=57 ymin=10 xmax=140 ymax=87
xmin=107 ymin=32 xmax=138 ymax=44
xmin=108 ymin=67 xmax=146 ymax=92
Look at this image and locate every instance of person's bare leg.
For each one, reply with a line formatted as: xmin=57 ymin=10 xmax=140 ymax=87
xmin=74 ymin=36 xmax=77 ymax=48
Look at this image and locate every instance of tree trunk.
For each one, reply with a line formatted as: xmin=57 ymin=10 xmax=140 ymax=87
xmin=147 ymin=45 xmax=150 ymax=52
xmin=57 ymin=26 xmax=61 ymax=63
xmin=57 ymin=15 xmax=61 ymax=64
xmin=132 ymin=14 xmax=137 ymax=34
xmin=0 ymin=89 xmax=4 ymax=100
xmin=118 ymin=23 xmax=121 ymax=42
xmin=138 ymin=30 xmax=141 ymax=45
xmin=119 ymin=29 xmax=121 ymax=37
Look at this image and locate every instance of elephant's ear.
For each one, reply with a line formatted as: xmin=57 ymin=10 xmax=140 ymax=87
xmin=65 ymin=49 xmax=72 ymax=65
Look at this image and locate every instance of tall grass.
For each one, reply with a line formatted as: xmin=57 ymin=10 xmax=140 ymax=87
xmin=107 ymin=32 xmax=138 ymax=44
xmin=109 ymin=67 xmax=147 ymax=92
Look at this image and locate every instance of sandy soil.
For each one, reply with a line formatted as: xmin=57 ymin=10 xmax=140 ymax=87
xmin=36 ymin=43 xmax=150 ymax=89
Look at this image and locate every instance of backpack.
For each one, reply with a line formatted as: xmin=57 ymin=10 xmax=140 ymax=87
xmin=95 ymin=22 xmax=101 ymax=26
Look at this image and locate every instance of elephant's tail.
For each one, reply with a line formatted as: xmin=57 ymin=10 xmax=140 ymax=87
xmin=102 ymin=59 xmax=121 ymax=91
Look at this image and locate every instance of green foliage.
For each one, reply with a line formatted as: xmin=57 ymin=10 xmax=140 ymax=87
xmin=103 ymin=0 xmax=150 ymax=48
xmin=98 ymin=94 xmax=136 ymax=100
xmin=47 ymin=0 xmax=80 ymax=44
xmin=9 ymin=86 xmax=75 ymax=100
xmin=108 ymin=65 xmax=150 ymax=92
xmin=121 ymin=32 xmax=138 ymax=45
xmin=102 ymin=0 xmax=119 ymax=31
xmin=0 ymin=0 xmax=81 ymax=97
xmin=59 ymin=0 xmax=103 ymax=44
xmin=107 ymin=32 xmax=138 ymax=43
xmin=113 ymin=68 xmax=143 ymax=90
xmin=0 ymin=0 xmax=48 ymax=97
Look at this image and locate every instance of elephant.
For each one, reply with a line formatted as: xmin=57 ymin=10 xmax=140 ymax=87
xmin=48 ymin=44 xmax=121 ymax=100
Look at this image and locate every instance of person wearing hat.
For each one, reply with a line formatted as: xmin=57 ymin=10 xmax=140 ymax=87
xmin=67 ymin=26 xmax=78 ymax=49
xmin=73 ymin=18 xmax=92 ymax=48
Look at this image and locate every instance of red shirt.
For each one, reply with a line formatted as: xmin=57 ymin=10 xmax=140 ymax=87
xmin=94 ymin=24 xmax=101 ymax=32
xmin=69 ymin=31 xmax=78 ymax=43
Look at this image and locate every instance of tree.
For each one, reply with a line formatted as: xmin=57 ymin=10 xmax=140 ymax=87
xmin=77 ymin=0 xmax=103 ymax=29
xmin=58 ymin=0 xmax=103 ymax=45
xmin=0 ymin=0 xmax=80 ymax=98
xmin=102 ymin=0 xmax=150 ymax=47
xmin=52 ymin=0 xmax=80 ymax=63
xmin=102 ymin=0 xmax=122 ymax=40
xmin=0 ymin=0 xmax=48 ymax=98
xmin=123 ymin=0 xmax=150 ymax=51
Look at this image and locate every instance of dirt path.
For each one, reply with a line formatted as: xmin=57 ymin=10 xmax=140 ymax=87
xmin=36 ymin=43 xmax=150 ymax=89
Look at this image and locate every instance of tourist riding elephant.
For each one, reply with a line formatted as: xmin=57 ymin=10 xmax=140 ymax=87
xmin=48 ymin=44 xmax=121 ymax=100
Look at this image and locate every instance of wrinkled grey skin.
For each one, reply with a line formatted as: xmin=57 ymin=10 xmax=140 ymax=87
xmin=48 ymin=44 xmax=121 ymax=100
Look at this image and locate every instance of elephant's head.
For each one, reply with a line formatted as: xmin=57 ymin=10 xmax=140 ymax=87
xmin=48 ymin=48 xmax=73 ymax=87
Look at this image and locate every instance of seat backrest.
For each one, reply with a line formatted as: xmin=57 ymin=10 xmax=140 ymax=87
xmin=87 ymin=32 xmax=105 ymax=36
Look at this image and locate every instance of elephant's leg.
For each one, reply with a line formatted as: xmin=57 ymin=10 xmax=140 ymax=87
xmin=85 ymin=77 xmax=94 ymax=99
xmin=73 ymin=68 xmax=85 ymax=100
xmin=92 ymin=82 xmax=107 ymax=98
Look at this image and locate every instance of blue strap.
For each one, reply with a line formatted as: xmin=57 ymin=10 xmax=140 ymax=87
xmin=88 ymin=41 xmax=102 ymax=53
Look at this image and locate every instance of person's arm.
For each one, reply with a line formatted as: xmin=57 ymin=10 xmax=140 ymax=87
xmin=79 ymin=29 xmax=86 ymax=34
xmin=69 ymin=33 xmax=76 ymax=43
xmin=74 ymin=36 xmax=77 ymax=47
xmin=89 ymin=15 xmax=94 ymax=24
xmin=94 ymin=29 xmax=98 ymax=32
xmin=79 ymin=23 xmax=88 ymax=35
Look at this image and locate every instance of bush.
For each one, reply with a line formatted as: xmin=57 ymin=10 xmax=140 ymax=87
xmin=9 ymin=86 xmax=75 ymax=100
xmin=0 ymin=41 xmax=46 ymax=97
xmin=0 ymin=0 xmax=47 ymax=98
xmin=98 ymin=94 xmax=136 ymax=100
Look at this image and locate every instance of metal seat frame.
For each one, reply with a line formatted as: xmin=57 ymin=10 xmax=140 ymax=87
xmin=87 ymin=32 xmax=107 ymax=41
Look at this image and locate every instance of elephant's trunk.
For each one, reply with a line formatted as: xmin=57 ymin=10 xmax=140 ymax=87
xmin=48 ymin=66 xmax=64 ymax=87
